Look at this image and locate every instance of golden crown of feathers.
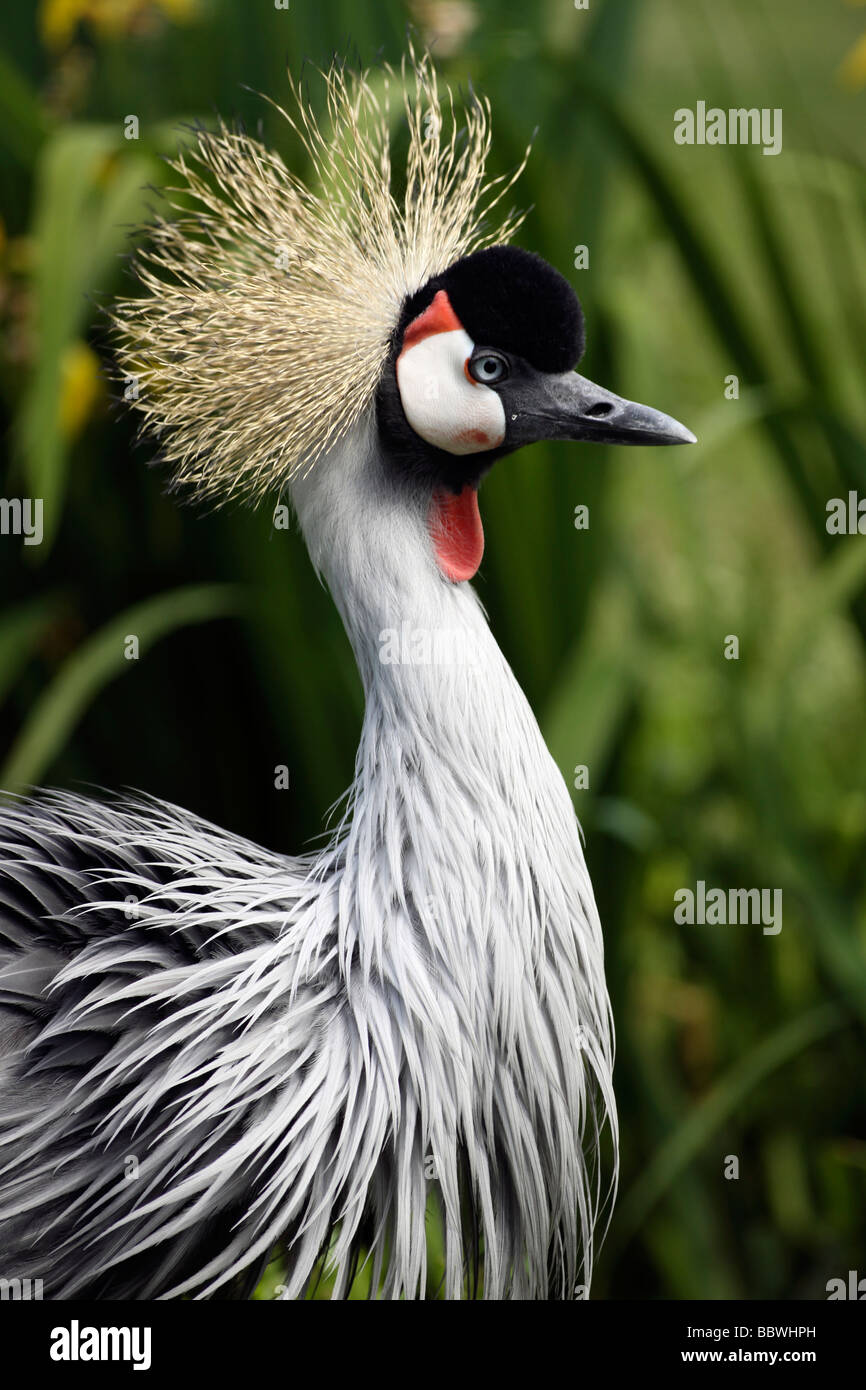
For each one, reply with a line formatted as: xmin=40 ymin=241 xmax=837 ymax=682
xmin=111 ymin=46 xmax=529 ymax=504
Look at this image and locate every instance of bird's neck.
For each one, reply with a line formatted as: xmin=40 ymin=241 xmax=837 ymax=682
xmin=289 ymin=417 xmax=520 ymax=735
xmin=289 ymin=420 xmax=601 ymax=976
xmin=290 ymin=418 xmax=483 ymax=680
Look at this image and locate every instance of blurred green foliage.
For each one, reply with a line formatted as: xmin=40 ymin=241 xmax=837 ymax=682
xmin=1 ymin=0 xmax=864 ymax=1299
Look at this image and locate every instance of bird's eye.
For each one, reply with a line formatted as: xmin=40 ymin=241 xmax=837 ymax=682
xmin=468 ymin=351 xmax=509 ymax=385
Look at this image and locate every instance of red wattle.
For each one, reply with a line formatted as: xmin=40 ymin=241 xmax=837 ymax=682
xmin=401 ymin=289 xmax=463 ymax=351
xmin=429 ymin=486 xmax=484 ymax=582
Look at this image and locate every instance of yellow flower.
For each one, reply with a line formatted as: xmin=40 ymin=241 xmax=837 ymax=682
xmin=39 ymin=0 xmax=88 ymax=48
xmin=59 ymin=339 xmax=102 ymax=439
xmin=839 ymin=0 xmax=866 ymax=88
xmin=839 ymin=31 xmax=866 ymax=88
xmin=39 ymin=0 xmax=200 ymax=49
xmin=157 ymin=0 xmax=200 ymax=18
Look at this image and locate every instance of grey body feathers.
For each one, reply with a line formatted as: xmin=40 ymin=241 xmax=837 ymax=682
xmin=0 ymin=420 xmax=616 ymax=1298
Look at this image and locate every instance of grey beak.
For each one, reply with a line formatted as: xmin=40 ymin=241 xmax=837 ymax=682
xmin=506 ymin=369 xmax=697 ymax=448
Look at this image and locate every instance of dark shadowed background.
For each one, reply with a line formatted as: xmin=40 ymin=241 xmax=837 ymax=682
xmin=1 ymin=0 xmax=865 ymax=1299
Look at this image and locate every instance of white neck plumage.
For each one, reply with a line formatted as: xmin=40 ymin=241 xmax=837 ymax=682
xmin=289 ymin=415 xmax=617 ymax=1298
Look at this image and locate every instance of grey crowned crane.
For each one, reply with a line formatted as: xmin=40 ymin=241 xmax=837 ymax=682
xmin=0 ymin=50 xmax=695 ymax=1300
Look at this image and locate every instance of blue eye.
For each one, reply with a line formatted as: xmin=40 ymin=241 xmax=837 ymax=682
xmin=468 ymin=351 xmax=508 ymax=385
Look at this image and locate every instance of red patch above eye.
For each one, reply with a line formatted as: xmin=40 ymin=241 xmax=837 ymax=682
xmin=428 ymin=486 xmax=484 ymax=583
xmin=401 ymin=289 xmax=463 ymax=352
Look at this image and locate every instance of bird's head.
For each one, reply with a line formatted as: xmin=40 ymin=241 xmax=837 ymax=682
xmin=111 ymin=49 xmax=695 ymax=593
xmin=376 ymin=243 xmax=695 ymax=581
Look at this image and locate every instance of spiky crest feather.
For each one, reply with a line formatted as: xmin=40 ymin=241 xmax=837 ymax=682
xmin=112 ymin=45 xmax=528 ymax=503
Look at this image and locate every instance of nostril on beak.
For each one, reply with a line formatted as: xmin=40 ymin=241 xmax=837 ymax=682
xmin=583 ymin=400 xmax=616 ymax=418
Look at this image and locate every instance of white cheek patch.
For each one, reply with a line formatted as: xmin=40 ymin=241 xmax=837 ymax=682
xmin=396 ymin=327 xmax=506 ymax=456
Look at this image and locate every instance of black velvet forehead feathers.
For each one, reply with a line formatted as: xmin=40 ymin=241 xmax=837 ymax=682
xmin=396 ymin=244 xmax=585 ymax=373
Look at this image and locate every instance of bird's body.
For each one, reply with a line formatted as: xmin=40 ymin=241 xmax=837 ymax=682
xmin=0 ymin=49 xmax=692 ymax=1299
xmin=0 ymin=419 xmax=612 ymax=1298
